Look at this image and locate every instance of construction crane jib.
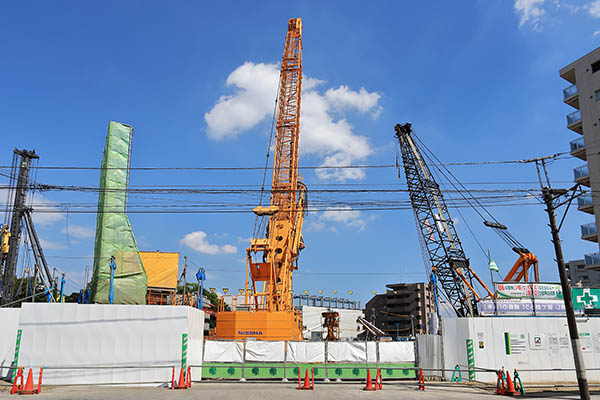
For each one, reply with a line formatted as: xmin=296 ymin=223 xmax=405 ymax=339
xmin=394 ymin=123 xmax=492 ymax=317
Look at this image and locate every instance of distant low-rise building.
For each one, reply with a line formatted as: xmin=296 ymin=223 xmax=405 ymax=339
xmin=566 ymin=259 xmax=600 ymax=287
xmin=365 ymin=282 xmax=435 ymax=339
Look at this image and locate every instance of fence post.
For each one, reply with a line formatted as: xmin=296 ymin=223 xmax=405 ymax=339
xmin=282 ymin=341 xmax=288 ymax=382
xmin=240 ymin=340 xmax=247 ymax=382
xmin=324 ymin=340 xmax=330 ymax=382
xmin=376 ymin=341 xmax=380 ymax=373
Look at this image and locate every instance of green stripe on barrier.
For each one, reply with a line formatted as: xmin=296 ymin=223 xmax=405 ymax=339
xmin=11 ymin=329 xmax=22 ymax=383
xmin=182 ymin=333 xmax=188 ymax=370
xmin=466 ymin=339 xmax=475 ymax=381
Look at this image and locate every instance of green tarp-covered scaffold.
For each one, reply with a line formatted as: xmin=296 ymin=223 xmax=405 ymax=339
xmin=90 ymin=121 xmax=148 ymax=304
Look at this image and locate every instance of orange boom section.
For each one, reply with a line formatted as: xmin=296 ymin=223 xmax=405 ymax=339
xmin=216 ymin=18 xmax=305 ymax=341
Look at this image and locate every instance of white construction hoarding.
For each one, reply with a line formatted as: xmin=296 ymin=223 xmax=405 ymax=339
xmin=442 ymin=316 xmax=600 ymax=383
xmin=16 ymin=303 xmax=204 ymax=385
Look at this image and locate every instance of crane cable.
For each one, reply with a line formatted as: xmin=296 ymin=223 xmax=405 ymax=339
xmin=411 ymin=131 xmax=528 ymax=252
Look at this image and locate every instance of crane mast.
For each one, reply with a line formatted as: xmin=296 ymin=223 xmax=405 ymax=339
xmin=394 ymin=123 xmax=480 ymax=317
xmin=248 ymin=17 xmax=305 ymax=315
xmin=215 ymin=18 xmax=305 ymax=341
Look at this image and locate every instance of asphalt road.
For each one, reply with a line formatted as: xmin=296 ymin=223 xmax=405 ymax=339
xmin=2 ymin=381 xmax=600 ymax=399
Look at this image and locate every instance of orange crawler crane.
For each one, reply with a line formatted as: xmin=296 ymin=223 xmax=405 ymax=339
xmin=215 ymin=18 xmax=305 ymax=341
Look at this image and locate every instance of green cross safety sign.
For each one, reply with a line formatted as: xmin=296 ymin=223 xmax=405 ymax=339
xmin=572 ymin=288 xmax=600 ymax=310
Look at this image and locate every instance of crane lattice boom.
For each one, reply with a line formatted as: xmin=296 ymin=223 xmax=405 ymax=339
xmin=394 ymin=123 xmax=479 ymax=317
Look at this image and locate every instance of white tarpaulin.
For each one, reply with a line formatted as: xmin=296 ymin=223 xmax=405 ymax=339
xmin=0 ymin=308 xmax=20 ymax=379
xmin=203 ymin=341 xmax=243 ymax=363
xmin=17 ymin=303 xmax=204 ymax=385
xmin=416 ymin=335 xmax=441 ymax=376
xmin=379 ymin=341 xmax=415 ymax=363
xmin=245 ymin=341 xmax=284 ymax=362
xmin=286 ymin=342 xmax=325 ymax=363
xmin=327 ymin=342 xmax=366 ymax=362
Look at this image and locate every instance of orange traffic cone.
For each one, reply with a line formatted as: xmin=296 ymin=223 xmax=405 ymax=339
xmin=418 ymin=367 xmax=425 ymax=390
xmin=301 ymin=368 xmax=311 ymax=390
xmin=186 ymin=366 xmax=192 ymax=388
xmin=10 ymin=368 xmax=24 ymax=395
xmin=364 ymin=369 xmax=375 ymax=391
xmin=19 ymin=368 xmax=37 ymax=395
xmin=175 ymin=367 xmax=186 ymax=389
xmin=505 ymin=370 xmax=519 ymax=396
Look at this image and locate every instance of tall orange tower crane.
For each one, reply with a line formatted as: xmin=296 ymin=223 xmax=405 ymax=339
xmin=216 ymin=18 xmax=305 ymax=341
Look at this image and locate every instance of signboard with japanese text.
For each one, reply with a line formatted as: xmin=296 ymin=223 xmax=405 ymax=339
xmin=495 ymin=283 xmax=563 ymax=300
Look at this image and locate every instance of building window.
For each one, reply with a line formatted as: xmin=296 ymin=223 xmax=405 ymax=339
xmin=592 ymin=60 xmax=600 ymax=73
xmin=595 ymin=90 xmax=600 ymax=101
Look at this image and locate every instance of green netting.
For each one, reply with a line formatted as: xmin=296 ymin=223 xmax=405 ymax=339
xmin=90 ymin=121 xmax=147 ymax=304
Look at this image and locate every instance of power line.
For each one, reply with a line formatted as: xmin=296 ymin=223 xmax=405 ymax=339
xmin=0 ymin=153 xmax=573 ymax=171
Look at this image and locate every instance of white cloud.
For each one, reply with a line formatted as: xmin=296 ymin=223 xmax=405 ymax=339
xmin=320 ymin=206 xmax=366 ymax=231
xmin=514 ymin=0 xmax=546 ymax=30
xmin=589 ymin=0 xmax=600 ymax=17
xmin=204 ymin=62 xmax=381 ymax=181
xmin=61 ymin=225 xmax=95 ymax=239
xmin=204 ymin=62 xmax=279 ymax=140
xmin=0 ymin=190 xmax=64 ymax=226
xmin=39 ymin=239 xmax=67 ymax=250
xmin=594 ymin=29 xmax=600 ymax=36
xmin=324 ymin=86 xmax=382 ymax=116
xmin=180 ymin=230 xmax=237 ymax=255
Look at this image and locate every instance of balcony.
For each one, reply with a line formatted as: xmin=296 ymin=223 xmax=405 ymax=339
xmin=574 ymin=165 xmax=590 ymax=186
xmin=570 ymin=137 xmax=586 ymax=160
xmin=577 ymin=195 xmax=594 ymax=214
xmin=581 ymin=222 xmax=597 ymax=242
xmin=563 ymin=84 xmax=579 ymax=109
xmin=584 ymin=252 xmax=600 ymax=270
xmin=567 ymin=110 xmax=583 ymax=134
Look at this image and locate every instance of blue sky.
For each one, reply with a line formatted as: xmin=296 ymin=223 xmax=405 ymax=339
xmin=1 ymin=1 xmax=600 ymax=306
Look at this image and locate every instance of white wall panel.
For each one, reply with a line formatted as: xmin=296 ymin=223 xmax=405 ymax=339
xmin=17 ymin=303 xmax=203 ymax=385
xmin=0 ymin=308 xmax=21 ymax=379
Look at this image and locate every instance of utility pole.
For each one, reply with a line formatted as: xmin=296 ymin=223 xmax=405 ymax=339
xmin=536 ymin=159 xmax=590 ymax=400
xmin=1 ymin=149 xmax=38 ymax=305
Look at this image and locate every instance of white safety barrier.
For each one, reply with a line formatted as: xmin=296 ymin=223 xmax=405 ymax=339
xmin=415 ymin=334 xmax=442 ymax=377
xmin=245 ymin=341 xmax=285 ymax=362
xmin=0 ymin=308 xmax=21 ymax=379
xmin=16 ymin=303 xmax=204 ymax=385
xmin=442 ymin=316 xmax=600 ymax=383
xmin=203 ymin=341 xmax=244 ymax=363
xmin=202 ymin=340 xmax=414 ymax=364
xmin=286 ymin=342 xmax=325 ymax=363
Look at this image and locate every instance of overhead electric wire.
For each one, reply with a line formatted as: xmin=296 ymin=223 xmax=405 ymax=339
xmin=0 ymin=153 xmax=573 ymax=172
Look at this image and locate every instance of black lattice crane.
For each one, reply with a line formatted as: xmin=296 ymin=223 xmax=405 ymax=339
xmin=394 ymin=123 xmax=492 ymax=317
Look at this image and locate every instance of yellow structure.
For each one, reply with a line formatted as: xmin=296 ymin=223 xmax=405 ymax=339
xmin=216 ymin=18 xmax=305 ymax=341
xmin=139 ymin=251 xmax=178 ymax=289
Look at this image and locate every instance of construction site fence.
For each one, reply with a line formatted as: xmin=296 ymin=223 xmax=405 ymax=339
xmin=202 ymin=339 xmax=415 ymax=364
